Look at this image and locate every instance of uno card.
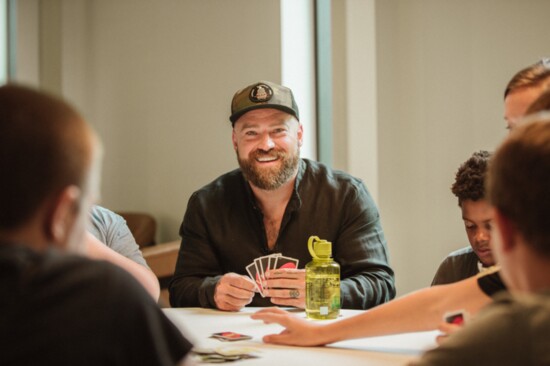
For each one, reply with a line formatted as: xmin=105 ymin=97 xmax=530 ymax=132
xmin=267 ymin=253 xmax=282 ymax=272
xmin=210 ymin=332 xmax=253 ymax=342
xmin=444 ymin=310 xmax=469 ymax=325
xmin=273 ymin=255 xmax=299 ymax=270
xmin=245 ymin=262 xmax=264 ymax=296
xmin=258 ymin=255 xmax=271 ymax=277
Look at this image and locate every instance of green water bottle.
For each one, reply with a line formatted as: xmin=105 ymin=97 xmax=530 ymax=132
xmin=305 ymin=236 xmax=341 ymax=320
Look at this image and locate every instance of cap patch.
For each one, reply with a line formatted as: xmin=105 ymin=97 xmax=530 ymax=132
xmin=249 ymin=84 xmax=273 ymax=103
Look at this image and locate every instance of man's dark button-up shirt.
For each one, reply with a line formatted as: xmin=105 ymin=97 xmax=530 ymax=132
xmin=169 ymin=159 xmax=395 ymax=309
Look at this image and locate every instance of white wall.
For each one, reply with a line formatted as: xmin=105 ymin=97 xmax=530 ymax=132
xmin=15 ymin=0 xmax=550 ymax=296
xmin=18 ymin=0 xmax=283 ymax=242
xmin=373 ymin=0 xmax=550 ymax=294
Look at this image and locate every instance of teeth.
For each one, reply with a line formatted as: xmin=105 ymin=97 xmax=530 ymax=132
xmin=257 ymin=156 xmax=277 ymax=162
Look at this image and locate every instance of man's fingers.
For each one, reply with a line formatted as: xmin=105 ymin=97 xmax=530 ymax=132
xmin=266 ymin=269 xmax=305 ymax=279
xmin=270 ymin=297 xmax=304 ymax=309
xmin=221 ymin=273 xmax=257 ymax=291
xmin=264 ymin=287 xmax=304 ymax=299
xmin=215 ymin=273 xmax=256 ymax=311
xmin=263 ymin=278 xmax=304 ymax=290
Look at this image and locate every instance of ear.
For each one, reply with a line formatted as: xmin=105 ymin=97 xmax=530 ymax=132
xmin=297 ymin=123 xmax=304 ymax=147
xmin=46 ymin=185 xmax=81 ymax=249
xmin=493 ymin=208 xmax=518 ymax=254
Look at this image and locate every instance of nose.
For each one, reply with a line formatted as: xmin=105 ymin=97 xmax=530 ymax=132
xmin=258 ymin=132 xmax=275 ymax=151
xmin=475 ymin=228 xmax=490 ymax=243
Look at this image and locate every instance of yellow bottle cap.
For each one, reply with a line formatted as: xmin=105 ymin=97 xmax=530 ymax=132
xmin=308 ymin=236 xmax=332 ymax=259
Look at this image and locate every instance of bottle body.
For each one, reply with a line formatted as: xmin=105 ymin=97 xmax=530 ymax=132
xmin=305 ymin=259 xmax=341 ymax=320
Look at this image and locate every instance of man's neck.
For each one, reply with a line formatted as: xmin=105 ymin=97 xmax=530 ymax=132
xmin=0 ymin=220 xmax=50 ymax=252
xmin=249 ymin=176 xmax=296 ymax=219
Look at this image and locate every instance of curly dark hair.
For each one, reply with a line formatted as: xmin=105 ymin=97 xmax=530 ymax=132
xmin=451 ymin=150 xmax=491 ymax=206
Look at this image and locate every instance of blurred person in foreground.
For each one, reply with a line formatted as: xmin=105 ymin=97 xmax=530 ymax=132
xmin=0 ymin=85 xmax=193 ymax=365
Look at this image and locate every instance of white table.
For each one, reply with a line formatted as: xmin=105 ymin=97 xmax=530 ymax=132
xmin=164 ymin=307 xmax=438 ymax=365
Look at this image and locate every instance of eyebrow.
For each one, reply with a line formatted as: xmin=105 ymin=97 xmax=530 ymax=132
xmin=239 ymin=120 xmax=290 ymax=131
xmin=462 ymin=217 xmax=492 ymax=223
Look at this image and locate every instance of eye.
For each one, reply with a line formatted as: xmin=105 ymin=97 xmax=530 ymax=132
xmin=272 ymin=128 xmax=287 ymax=135
xmin=464 ymin=222 xmax=475 ymax=230
xmin=244 ymin=130 xmax=258 ymax=137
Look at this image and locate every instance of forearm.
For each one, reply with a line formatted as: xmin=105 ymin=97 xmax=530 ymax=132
xmin=169 ymin=272 xmax=220 ymax=308
xmin=341 ymin=269 xmax=396 ymax=309
xmin=85 ymin=233 xmax=160 ymax=300
xmin=324 ymin=276 xmax=492 ymax=343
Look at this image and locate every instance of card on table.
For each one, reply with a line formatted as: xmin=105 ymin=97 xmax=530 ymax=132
xmin=443 ymin=310 xmax=470 ymax=325
xmin=210 ymin=332 xmax=253 ymax=342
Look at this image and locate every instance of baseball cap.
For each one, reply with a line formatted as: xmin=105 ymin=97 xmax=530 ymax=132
xmin=229 ymin=81 xmax=299 ymax=125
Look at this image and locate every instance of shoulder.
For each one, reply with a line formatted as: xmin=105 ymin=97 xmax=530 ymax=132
xmin=1 ymin=246 xmax=150 ymax=310
xmin=440 ymin=247 xmax=478 ymax=265
xmin=489 ymin=291 xmax=550 ymax=322
xmin=90 ymin=205 xmax=125 ymax=227
xmin=300 ymin=159 xmax=366 ymax=193
xmin=446 ymin=246 xmax=475 ymax=258
xmin=191 ymin=168 xmax=245 ymax=200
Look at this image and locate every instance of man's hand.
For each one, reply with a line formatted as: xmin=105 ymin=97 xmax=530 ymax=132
xmin=214 ymin=273 xmax=257 ymax=311
xmin=263 ymin=269 xmax=306 ymax=308
xmin=251 ymin=307 xmax=328 ymax=346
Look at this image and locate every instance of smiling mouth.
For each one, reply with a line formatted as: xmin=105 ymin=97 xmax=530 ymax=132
xmin=256 ymin=156 xmax=278 ymax=162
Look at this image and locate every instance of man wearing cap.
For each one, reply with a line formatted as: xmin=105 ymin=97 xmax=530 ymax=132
xmin=169 ymin=81 xmax=395 ymax=311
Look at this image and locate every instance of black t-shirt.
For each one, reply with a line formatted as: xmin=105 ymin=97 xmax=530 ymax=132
xmin=477 ymin=269 xmax=507 ymax=297
xmin=0 ymin=244 xmax=192 ymax=366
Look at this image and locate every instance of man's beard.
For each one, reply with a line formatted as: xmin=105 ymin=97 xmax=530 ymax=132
xmin=237 ymin=147 xmax=300 ymax=190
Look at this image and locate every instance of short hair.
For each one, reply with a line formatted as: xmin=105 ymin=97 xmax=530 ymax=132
xmin=0 ymin=85 xmax=92 ymax=230
xmin=525 ymin=89 xmax=550 ymax=115
xmin=487 ymin=118 xmax=550 ymax=256
xmin=451 ymin=150 xmax=491 ymax=206
xmin=504 ymin=58 xmax=550 ymax=99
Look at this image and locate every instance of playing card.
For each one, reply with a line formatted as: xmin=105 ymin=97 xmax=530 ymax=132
xmin=267 ymin=253 xmax=282 ymax=272
xmin=273 ymin=255 xmax=299 ymax=270
xmin=210 ymin=332 xmax=253 ymax=342
xmin=245 ymin=262 xmax=264 ymax=296
xmin=258 ymin=255 xmax=271 ymax=278
xmin=443 ymin=310 xmax=469 ymax=325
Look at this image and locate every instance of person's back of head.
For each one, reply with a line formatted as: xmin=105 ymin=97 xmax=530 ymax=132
xmin=0 ymin=84 xmax=100 ymax=252
xmin=488 ymin=118 xmax=550 ymax=258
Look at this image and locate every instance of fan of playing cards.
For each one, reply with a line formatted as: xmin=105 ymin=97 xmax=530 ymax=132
xmin=245 ymin=254 xmax=299 ymax=297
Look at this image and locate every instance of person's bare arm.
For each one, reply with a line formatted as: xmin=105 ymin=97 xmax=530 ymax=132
xmin=252 ymin=275 xmax=492 ymax=346
xmin=85 ymin=232 xmax=161 ymax=300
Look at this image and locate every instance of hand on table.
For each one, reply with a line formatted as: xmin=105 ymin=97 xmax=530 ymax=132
xmin=251 ymin=307 xmax=327 ymax=346
xmin=263 ymin=268 xmax=306 ymax=308
xmin=214 ymin=273 xmax=257 ymax=311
